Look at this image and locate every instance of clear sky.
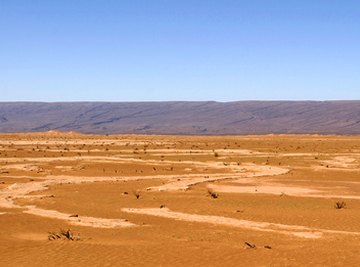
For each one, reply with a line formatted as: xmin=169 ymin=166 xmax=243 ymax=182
xmin=1 ymin=0 xmax=359 ymax=101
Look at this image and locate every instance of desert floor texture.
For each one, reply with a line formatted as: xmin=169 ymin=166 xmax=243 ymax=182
xmin=0 ymin=132 xmax=360 ymax=266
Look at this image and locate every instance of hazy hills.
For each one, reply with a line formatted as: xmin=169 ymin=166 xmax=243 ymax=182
xmin=0 ymin=101 xmax=360 ymax=135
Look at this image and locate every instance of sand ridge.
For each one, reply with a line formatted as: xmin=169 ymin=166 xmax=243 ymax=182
xmin=24 ymin=206 xmax=135 ymax=228
xmin=122 ymin=207 xmax=360 ymax=239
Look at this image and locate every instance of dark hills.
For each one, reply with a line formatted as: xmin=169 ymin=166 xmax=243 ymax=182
xmin=0 ymin=101 xmax=359 ymax=135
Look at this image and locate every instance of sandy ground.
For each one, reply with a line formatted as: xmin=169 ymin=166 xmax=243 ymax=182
xmin=0 ymin=132 xmax=360 ymax=266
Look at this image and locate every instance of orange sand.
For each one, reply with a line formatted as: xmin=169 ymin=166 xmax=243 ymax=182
xmin=0 ymin=133 xmax=360 ymax=266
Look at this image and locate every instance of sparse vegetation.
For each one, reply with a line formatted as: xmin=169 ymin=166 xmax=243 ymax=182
xmin=133 ymin=190 xmax=141 ymax=199
xmin=2 ymin=133 xmax=360 ymax=266
xmin=335 ymin=201 xmax=346 ymax=209
xmin=245 ymin=241 xmax=256 ymax=249
xmin=207 ymin=189 xmax=219 ymax=199
xmin=48 ymin=229 xmax=80 ymax=241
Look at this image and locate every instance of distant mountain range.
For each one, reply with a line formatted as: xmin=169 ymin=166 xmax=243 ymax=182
xmin=0 ymin=101 xmax=360 ymax=135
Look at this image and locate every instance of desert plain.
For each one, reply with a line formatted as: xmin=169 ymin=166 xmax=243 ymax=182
xmin=0 ymin=132 xmax=360 ymax=266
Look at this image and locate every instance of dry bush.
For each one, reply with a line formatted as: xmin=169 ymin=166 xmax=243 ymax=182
xmin=335 ymin=201 xmax=346 ymax=209
xmin=48 ymin=229 xmax=80 ymax=241
xmin=133 ymin=190 xmax=141 ymax=199
xmin=207 ymin=189 xmax=219 ymax=199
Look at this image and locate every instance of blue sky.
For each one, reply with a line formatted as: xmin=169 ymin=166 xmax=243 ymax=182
xmin=1 ymin=0 xmax=359 ymax=101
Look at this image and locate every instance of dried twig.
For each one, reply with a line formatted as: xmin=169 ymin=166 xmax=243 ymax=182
xmin=245 ymin=242 xmax=256 ymax=249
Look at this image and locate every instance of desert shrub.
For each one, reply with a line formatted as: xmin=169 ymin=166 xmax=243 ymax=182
xmin=133 ymin=190 xmax=141 ymax=199
xmin=335 ymin=201 xmax=346 ymax=209
xmin=48 ymin=229 xmax=80 ymax=241
xmin=207 ymin=189 xmax=219 ymax=199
